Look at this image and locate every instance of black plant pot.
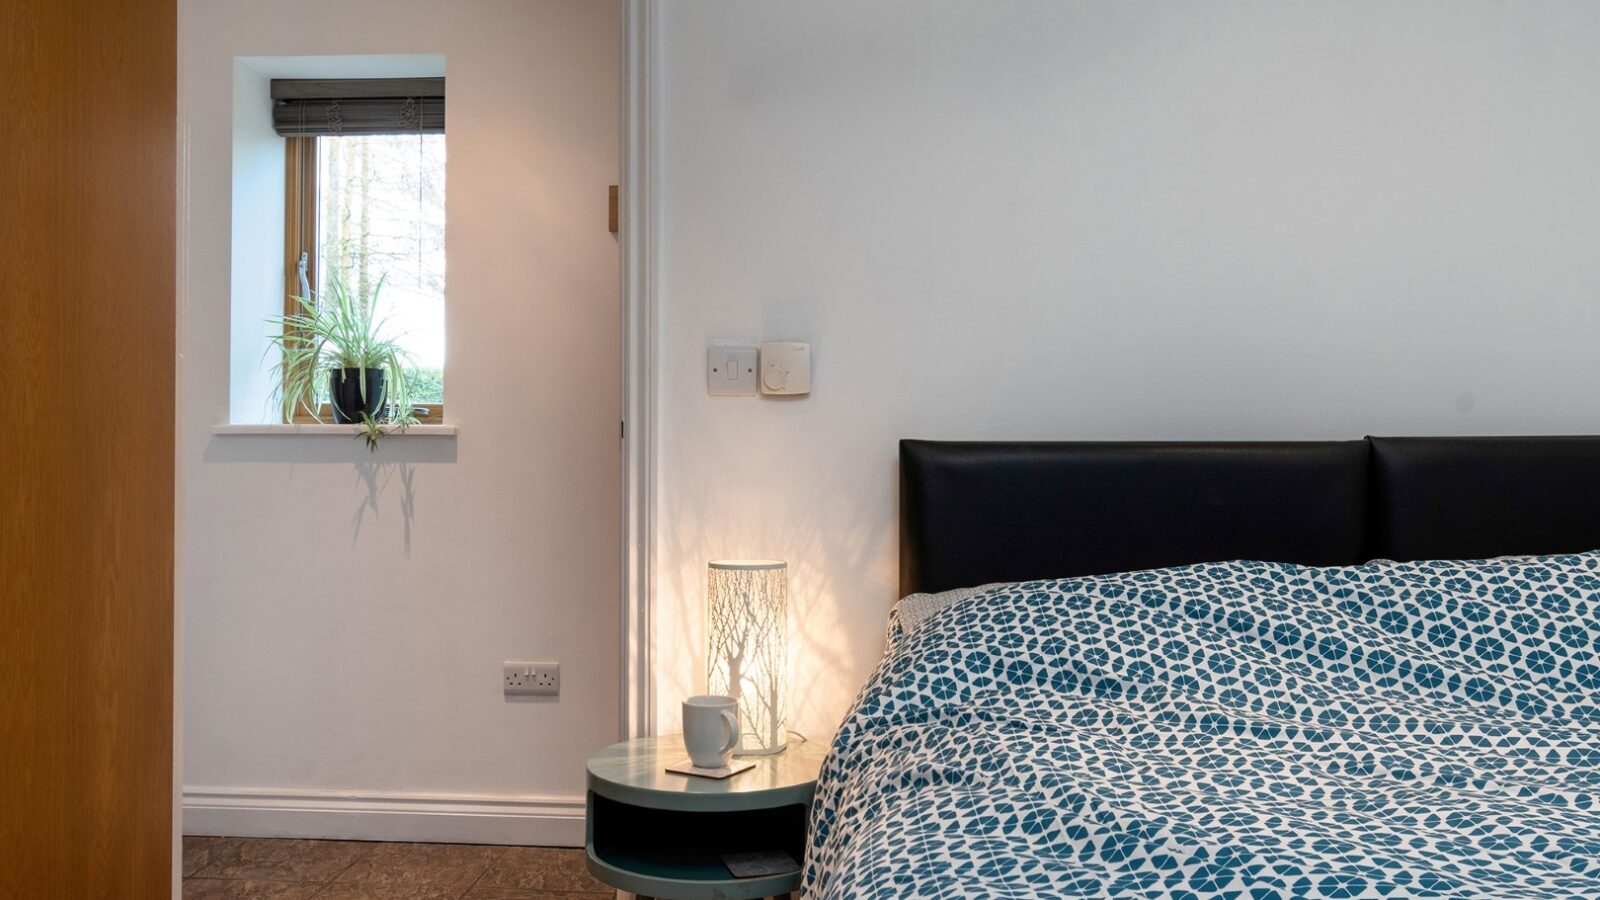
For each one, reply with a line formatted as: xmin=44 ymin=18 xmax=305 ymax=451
xmin=329 ymin=367 xmax=386 ymax=423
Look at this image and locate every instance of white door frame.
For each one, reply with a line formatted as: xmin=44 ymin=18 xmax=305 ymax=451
xmin=619 ymin=0 xmax=659 ymax=740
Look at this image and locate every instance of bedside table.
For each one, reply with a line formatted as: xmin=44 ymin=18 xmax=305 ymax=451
xmin=585 ymin=734 xmax=827 ymax=900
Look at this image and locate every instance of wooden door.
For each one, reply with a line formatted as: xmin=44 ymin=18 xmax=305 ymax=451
xmin=1 ymin=0 xmax=176 ymax=896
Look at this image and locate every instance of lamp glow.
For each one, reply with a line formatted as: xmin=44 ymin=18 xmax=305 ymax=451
xmin=706 ymin=559 xmax=788 ymax=755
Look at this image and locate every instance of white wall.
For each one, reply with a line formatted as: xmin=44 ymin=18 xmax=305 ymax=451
xmin=227 ymin=61 xmax=284 ymax=424
xmin=181 ymin=0 xmax=619 ymax=844
xmin=653 ymin=1 xmax=1600 ymax=740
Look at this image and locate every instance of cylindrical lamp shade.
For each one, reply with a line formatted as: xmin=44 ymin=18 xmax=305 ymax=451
xmin=706 ymin=560 xmax=788 ymax=755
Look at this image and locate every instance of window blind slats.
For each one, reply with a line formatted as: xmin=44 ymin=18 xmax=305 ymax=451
xmin=271 ymin=78 xmax=444 ymax=137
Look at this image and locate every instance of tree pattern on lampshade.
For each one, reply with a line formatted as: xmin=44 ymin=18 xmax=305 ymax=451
xmin=707 ymin=560 xmax=788 ymax=754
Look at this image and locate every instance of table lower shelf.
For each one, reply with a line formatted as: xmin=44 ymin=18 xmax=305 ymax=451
xmin=586 ymin=845 xmax=798 ymax=899
xmin=586 ymin=792 xmax=805 ymax=900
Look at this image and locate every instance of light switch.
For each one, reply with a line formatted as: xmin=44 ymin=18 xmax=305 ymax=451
xmin=759 ymin=342 xmax=811 ymax=395
xmin=708 ymin=345 xmax=758 ymax=396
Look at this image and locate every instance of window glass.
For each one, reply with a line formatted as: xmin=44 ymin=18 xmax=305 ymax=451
xmin=317 ymin=133 xmax=446 ymax=404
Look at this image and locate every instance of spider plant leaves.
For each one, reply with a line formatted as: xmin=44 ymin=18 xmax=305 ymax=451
xmin=265 ymin=275 xmax=422 ymax=451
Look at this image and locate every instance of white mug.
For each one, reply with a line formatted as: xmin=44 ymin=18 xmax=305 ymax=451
xmin=683 ymin=694 xmax=739 ymax=769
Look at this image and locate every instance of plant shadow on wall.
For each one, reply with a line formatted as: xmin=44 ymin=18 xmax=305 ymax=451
xmin=201 ymin=438 xmax=453 ymax=562
xmin=659 ymin=444 xmax=895 ymax=740
xmin=353 ymin=458 xmax=420 ymax=556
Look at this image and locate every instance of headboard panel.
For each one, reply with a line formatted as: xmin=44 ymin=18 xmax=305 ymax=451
xmin=900 ymin=440 xmax=1369 ymax=595
xmin=900 ymin=436 xmax=1600 ymax=597
xmin=1370 ymin=436 xmax=1600 ymax=562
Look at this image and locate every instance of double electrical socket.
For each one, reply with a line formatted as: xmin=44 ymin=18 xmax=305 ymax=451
xmin=503 ymin=661 xmax=560 ymax=697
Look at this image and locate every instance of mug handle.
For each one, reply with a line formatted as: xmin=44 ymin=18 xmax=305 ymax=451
xmin=719 ymin=709 xmax=740 ymax=755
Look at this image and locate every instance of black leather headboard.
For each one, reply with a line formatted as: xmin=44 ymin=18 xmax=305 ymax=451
xmin=900 ymin=436 xmax=1600 ymax=596
xmin=1370 ymin=436 xmax=1600 ymax=562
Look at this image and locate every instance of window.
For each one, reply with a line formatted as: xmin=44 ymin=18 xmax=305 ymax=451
xmin=277 ymin=78 xmax=446 ymax=423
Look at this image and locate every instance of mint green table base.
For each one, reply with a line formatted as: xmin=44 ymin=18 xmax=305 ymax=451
xmin=586 ymin=793 xmax=802 ymax=899
xmin=584 ymin=735 xmax=825 ymax=900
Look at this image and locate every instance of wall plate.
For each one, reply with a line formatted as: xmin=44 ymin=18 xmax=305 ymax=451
xmin=708 ymin=345 xmax=758 ymax=396
xmin=759 ymin=342 xmax=811 ymax=395
xmin=504 ymin=661 xmax=560 ymax=697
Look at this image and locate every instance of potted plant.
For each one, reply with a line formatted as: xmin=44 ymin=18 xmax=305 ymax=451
xmin=267 ymin=277 xmax=418 ymax=450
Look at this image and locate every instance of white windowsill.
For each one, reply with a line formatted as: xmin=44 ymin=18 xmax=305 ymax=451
xmin=212 ymin=423 xmax=458 ymax=436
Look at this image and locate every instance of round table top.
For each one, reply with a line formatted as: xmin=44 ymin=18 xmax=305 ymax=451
xmin=586 ymin=734 xmax=828 ymax=813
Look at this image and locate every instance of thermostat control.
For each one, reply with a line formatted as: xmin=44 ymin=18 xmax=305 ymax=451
xmin=759 ymin=342 xmax=811 ymax=395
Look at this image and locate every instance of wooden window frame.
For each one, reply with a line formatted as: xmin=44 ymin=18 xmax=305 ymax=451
xmin=282 ymin=135 xmax=445 ymax=425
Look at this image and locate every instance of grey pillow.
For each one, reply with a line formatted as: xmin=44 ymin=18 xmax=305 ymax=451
xmin=895 ymin=583 xmax=1007 ymax=632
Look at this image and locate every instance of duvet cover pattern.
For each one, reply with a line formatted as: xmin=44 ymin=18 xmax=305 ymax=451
xmin=806 ymin=555 xmax=1600 ymax=898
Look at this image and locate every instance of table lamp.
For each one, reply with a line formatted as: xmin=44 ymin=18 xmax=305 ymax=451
xmin=706 ymin=559 xmax=788 ymax=755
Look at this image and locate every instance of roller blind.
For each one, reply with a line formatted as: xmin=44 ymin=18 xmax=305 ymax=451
xmin=271 ymin=78 xmax=444 ymax=137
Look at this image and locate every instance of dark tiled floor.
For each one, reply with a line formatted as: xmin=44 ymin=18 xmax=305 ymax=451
xmin=182 ymin=836 xmax=615 ymax=900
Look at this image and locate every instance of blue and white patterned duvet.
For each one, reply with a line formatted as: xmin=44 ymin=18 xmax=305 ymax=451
xmin=805 ymin=555 xmax=1600 ymax=898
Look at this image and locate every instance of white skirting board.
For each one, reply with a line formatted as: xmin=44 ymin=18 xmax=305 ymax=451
xmin=183 ymin=788 xmax=586 ymax=847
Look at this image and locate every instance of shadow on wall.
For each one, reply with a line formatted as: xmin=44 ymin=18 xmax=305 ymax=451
xmin=201 ymin=436 xmax=456 ymax=561
xmin=658 ymin=444 xmax=896 ymax=742
xmin=354 ymin=459 xmax=417 ymax=555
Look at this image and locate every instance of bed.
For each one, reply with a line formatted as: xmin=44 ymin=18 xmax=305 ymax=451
xmin=804 ymin=437 xmax=1600 ymax=899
